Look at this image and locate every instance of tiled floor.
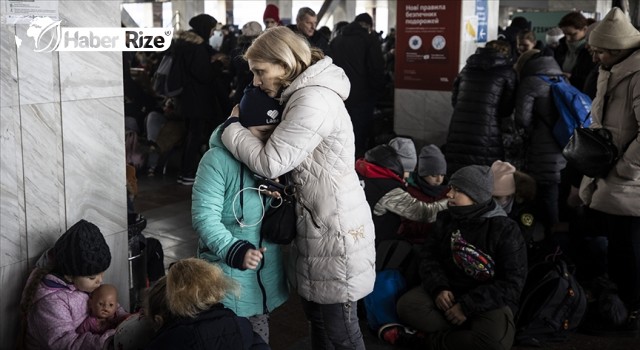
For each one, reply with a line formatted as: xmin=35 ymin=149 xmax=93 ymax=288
xmin=134 ymin=170 xmax=639 ymax=350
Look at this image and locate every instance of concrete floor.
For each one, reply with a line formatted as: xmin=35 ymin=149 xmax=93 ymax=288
xmin=134 ymin=170 xmax=639 ymax=350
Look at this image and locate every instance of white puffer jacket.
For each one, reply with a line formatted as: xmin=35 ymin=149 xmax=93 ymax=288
xmin=222 ymin=57 xmax=376 ymax=303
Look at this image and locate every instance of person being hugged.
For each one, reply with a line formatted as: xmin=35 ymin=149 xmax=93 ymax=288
xmin=19 ymin=219 xmax=127 ymax=350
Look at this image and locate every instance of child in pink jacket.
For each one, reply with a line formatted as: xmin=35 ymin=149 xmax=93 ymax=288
xmin=19 ymin=219 xmax=127 ymax=350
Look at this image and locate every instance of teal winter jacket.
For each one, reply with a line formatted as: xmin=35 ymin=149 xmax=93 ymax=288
xmin=192 ymin=125 xmax=288 ymax=317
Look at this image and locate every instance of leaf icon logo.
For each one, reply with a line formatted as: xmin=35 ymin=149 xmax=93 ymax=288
xmin=27 ymin=18 xmax=61 ymax=53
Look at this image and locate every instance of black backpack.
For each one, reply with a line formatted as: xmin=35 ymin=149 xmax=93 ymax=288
xmin=153 ymin=46 xmax=184 ymax=97
xmin=515 ymin=257 xmax=587 ymax=347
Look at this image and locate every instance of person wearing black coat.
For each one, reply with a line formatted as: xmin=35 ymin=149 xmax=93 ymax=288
xmin=287 ymin=7 xmax=329 ymax=54
xmin=146 ymin=304 xmax=268 ymax=350
xmin=145 ymin=258 xmax=269 ymax=350
xmin=444 ymin=40 xmax=517 ymax=175
xmin=330 ymin=13 xmax=386 ymax=158
xmin=381 ymin=165 xmax=527 ymax=349
xmin=173 ymin=14 xmax=226 ymax=185
xmin=513 ymin=50 xmax=566 ymax=233
xmin=553 ymin=12 xmax=597 ymax=93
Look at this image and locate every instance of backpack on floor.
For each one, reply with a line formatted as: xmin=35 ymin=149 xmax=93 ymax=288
xmin=364 ymin=269 xmax=407 ymax=331
xmin=376 ymin=239 xmax=421 ymax=287
xmin=538 ymin=75 xmax=592 ymax=147
xmin=515 ymin=256 xmax=587 ymax=347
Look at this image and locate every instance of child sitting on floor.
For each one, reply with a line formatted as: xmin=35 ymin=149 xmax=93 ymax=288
xmin=398 ymin=144 xmax=450 ymax=244
xmin=145 ymin=258 xmax=269 ymax=349
xmin=19 ymin=219 xmax=128 ymax=349
xmin=380 ymin=165 xmax=528 ymax=350
xmin=356 ymin=143 xmax=448 ymax=244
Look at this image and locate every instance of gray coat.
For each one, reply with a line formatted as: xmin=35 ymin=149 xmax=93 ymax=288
xmin=222 ymin=57 xmax=376 ymax=303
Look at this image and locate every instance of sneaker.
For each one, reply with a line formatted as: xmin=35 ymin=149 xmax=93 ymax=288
xmin=378 ymin=323 xmax=405 ymax=345
xmin=177 ymin=176 xmax=195 ymax=186
xmin=147 ymin=166 xmax=156 ymax=177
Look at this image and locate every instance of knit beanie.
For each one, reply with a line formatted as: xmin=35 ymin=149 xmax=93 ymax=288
xmin=545 ymin=27 xmax=564 ymax=46
xmin=242 ymin=21 xmax=263 ymax=37
xmin=418 ymin=144 xmax=447 ymax=176
xmin=355 ymin=13 xmax=373 ymax=27
xmin=364 ymin=144 xmax=404 ymax=177
xmin=490 ymin=160 xmax=516 ymax=196
xmin=510 ymin=16 xmax=531 ymax=31
xmin=388 ymin=137 xmax=417 ymax=172
xmin=189 ymin=14 xmax=218 ymax=40
xmin=263 ymin=4 xmax=280 ymax=24
xmin=449 ymin=165 xmax=494 ymax=204
xmin=53 ymin=219 xmax=111 ymax=276
xmin=239 ymin=85 xmax=283 ymax=127
xmin=589 ymin=7 xmax=640 ymax=50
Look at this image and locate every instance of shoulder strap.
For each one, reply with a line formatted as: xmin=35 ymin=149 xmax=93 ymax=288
xmin=239 ymin=166 xmax=244 ymax=222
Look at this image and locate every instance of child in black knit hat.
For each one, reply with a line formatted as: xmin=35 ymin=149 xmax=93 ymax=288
xmin=19 ymin=219 xmax=128 ymax=349
xmin=379 ymin=165 xmax=528 ymax=349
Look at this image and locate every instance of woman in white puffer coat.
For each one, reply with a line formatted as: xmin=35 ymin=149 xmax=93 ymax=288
xmin=221 ymin=26 xmax=375 ymax=350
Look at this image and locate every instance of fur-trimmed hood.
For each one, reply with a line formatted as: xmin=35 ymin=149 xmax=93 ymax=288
xmin=174 ymin=30 xmax=205 ymax=45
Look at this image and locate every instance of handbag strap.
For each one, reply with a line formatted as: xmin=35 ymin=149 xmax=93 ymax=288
xmin=239 ymin=166 xmax=244 ymax=222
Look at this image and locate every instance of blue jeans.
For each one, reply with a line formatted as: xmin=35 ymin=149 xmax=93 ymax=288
xmin=300 ymin=297 xmax=365 ymax=350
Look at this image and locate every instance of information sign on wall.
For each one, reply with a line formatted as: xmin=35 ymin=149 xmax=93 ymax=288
xmin=395 ymin=0 xmax=461 ymax=91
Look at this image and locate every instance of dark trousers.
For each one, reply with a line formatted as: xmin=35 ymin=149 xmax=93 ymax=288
xmin=346 ymin=102 xmax=375 ymax=159
xmin=300 ymin=296 xmax=365 ymax=350
xmin=603 ymin=212 xmax=640 ymax=310
xmin=535 ymin=182 xmax=560 ymax=232
xmin=397 ymin=287 xmax=516 ymax=350
xmin=180 ymin=118 xmax=205 ymax=178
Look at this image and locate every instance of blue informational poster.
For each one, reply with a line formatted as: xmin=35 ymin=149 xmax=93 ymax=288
xmin=476 ymin=0 xmax=487 ymax=43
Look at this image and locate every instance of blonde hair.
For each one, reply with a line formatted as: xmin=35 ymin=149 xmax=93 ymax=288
xmin=166 ymin=258 xmax=236 ymax=318
xmin=244 ymin=26 xmax=324 ymax=87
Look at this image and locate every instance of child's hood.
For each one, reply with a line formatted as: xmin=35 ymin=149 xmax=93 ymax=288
xmin=33 ymin=273 xmax=82 ymax=304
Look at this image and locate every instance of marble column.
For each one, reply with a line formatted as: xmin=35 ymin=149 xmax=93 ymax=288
xmin=0 ymin=1 xmax=128 ymax=348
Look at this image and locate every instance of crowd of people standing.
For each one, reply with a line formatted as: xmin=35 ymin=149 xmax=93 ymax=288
xmin=18 ymin=4 xmax=639 ymax=350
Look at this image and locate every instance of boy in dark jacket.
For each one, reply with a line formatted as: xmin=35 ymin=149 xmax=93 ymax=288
xmin=380 ymin=165 xmax=527 ymax=350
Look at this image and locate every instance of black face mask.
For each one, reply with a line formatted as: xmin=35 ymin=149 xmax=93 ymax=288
xmin=448 ymin=200 xmax=494 ymax=220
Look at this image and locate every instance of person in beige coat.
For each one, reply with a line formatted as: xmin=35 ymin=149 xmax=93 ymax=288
xmin=579 ymin=7 xmax=640 ymax=334
xmin=221 ymin=27 xmax=375 ymax=349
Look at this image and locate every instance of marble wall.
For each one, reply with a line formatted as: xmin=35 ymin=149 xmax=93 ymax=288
xmin=0 ymin=1 xmax=128 ymax=348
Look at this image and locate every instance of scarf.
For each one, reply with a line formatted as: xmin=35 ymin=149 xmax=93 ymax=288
xmin=448 ymin=200 xmax=495 ymax=220
xmin=562 ymin=38 xmax=586 ymax=73
xmin=416 ymin=175 xmax=448 ymax=198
